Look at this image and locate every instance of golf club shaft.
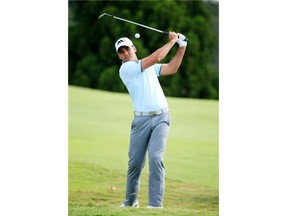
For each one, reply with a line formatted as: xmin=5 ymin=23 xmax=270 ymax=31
xmin=99 ymin=13 xmax=167 ymax=34
xmin=98 ymin=13 xmax=187 ymax=41
xmin=111 ymin=14 xmax=167 ymax=34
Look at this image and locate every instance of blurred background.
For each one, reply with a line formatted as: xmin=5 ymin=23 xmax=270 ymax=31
xmin=69 ymin=0 xmax=219 ymax=99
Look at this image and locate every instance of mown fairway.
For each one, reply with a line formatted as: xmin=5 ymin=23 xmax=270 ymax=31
xmin=68 ymin=86 xmax=218 ymax=216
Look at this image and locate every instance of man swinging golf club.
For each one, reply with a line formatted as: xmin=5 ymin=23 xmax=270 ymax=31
xmin=116 ymin=32 xmax=187 ymax=208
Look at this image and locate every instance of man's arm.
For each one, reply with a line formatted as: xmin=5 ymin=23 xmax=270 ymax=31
xmin=141 ymin=32 xmax=178 ymax=71
xmin=160 ymin=46 xmax=186 ymax=76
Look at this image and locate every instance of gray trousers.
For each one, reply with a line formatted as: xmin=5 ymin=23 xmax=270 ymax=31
xmin=123 ymin=112 xmax=171 ymax=207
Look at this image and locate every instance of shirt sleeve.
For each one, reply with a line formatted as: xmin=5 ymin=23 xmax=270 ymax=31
xmin=154 ymin=64 xmax=163 ymax=77
xmin=119 ymin=61 xmax=141 ymax=84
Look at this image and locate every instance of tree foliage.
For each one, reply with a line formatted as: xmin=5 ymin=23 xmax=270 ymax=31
xmin=69 ymin=0 xmax=219 ymax=99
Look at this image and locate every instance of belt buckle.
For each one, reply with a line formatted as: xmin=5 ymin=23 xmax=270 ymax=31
xmin=149 ymin=111 xmax=157 ymax=116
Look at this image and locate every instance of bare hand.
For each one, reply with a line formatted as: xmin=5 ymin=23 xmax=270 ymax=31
xmin=169 ymin=31 xmax=178 ymax=43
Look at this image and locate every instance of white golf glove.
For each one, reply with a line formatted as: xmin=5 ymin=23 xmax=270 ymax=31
xmin=177 ymin=33 xmax=187 ymax=47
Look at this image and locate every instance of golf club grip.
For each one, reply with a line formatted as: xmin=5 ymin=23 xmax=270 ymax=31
xmin=162 ymin=31 xmax=188 ymax=42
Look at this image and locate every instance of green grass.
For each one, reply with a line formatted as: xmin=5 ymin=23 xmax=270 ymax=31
xmin=69 ymin=85 xmax=218 ymax=215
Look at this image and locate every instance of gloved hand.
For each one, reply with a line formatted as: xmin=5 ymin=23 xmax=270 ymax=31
xmin=177 ymin=33 xmax=187 ymax=47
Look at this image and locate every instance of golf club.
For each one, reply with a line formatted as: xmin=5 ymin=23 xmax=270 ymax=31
xmin=98 ymin=13 xmax=188 ymax=42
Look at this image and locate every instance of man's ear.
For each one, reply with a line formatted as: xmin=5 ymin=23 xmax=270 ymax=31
xmin=133 ymin=46 xmax=137 ymax=53
xmin=117 ymin=53 xmax=122 ymax=60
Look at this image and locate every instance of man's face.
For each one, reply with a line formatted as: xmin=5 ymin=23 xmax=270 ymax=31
xmin=117 ymin=46 xmax=137 ymax=62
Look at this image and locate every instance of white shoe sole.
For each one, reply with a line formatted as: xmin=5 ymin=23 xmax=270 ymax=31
xmin=119 ymin=202 xmax=139 ymax=208
xmin=147 ymin=205 xmax=163 ymax=209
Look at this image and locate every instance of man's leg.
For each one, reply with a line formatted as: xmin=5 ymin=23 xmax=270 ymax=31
xmin=148 ymin=112 xmax=171 ymax=207
xmin=123 ymin=116 xmax=151 ymax=206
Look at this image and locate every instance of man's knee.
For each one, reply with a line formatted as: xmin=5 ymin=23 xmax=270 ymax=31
xmin=149 ymin=156 xmax=165 ymax=169
xmin=128 ymin=158 xmax=145 ymax=173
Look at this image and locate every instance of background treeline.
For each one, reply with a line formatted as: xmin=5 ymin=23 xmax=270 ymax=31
xmin=69 ymin=0 xmax=219 ymax=99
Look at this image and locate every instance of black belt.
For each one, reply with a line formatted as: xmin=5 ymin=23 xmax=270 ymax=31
xmin=134 ymin=108 xmax=169 ymax=116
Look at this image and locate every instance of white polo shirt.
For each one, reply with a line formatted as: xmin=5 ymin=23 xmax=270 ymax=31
xmin=119 ymin=60 xmax=168 ymax=112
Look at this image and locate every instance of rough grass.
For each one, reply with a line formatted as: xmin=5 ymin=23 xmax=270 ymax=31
xmin=69 ymin=162 xmax=218 ymax=216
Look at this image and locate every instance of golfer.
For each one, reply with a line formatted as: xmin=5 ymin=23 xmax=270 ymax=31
xmin=115 ymin=32 xmax=187 ymax=208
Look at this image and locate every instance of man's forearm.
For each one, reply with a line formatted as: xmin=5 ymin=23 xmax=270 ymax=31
xmin=167 ymin=47 xmax=186 ymax=72
xmin=150 ymin=40 xmax=176 ymax=62
xmin=141 ymin=39 xmax=177 ymax=71
xmin=160 ymin=46 xmax=186 ymax=76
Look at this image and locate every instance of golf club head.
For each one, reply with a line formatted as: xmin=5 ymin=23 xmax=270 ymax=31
xmin=98 ymin=13 xmax=114 ymax=19
xmin=98 ymin=13 xmax=107 ymax=19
